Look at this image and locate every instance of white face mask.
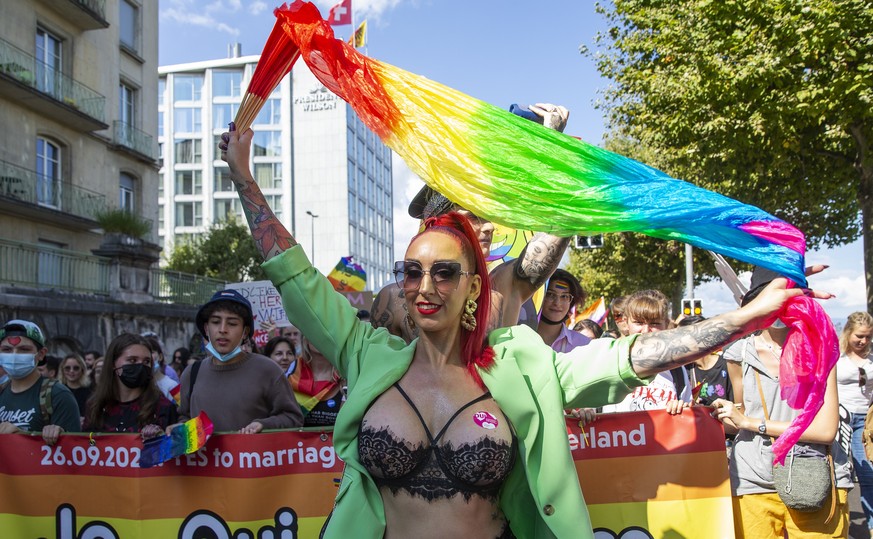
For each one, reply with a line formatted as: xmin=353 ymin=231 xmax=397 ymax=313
xmin=772 ymin=319 xmax=787 ymax=329
xmin=206 ymin=341 xmax=243 ymax=363
xmin=0 ymin=353 xmax=37 ymax=379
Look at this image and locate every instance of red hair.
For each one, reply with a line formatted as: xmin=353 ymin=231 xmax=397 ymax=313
xmin=413 ymin=212 xmax=495 ymax=387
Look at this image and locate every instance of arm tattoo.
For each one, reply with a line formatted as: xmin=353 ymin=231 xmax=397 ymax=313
xmin=234 ymin=177 xmax=297 ymax=260
xmin=370 ymin=287 xmax=395 ymax=330
xmin=514 ymin=234 xmax=571 ymax=288
xmin=630 ymin=318 xmax=744 ymax=377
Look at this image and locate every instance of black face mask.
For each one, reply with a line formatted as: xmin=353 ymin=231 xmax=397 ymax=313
xmin=117 ymin=363 xmax=152 ymax=389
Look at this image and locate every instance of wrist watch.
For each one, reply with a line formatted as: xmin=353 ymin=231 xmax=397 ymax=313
xmin=758 ymin=419 xmax=767 ymax=435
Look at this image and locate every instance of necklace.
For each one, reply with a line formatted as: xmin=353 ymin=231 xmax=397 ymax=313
xmin=758 ymin=334 xmax=782 ymax=359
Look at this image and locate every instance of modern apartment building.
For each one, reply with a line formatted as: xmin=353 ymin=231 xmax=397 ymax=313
xmin=158 ymin=53 xmax=394 ymax=290
xmin=0 ymin=0 xmax=159 ymax=283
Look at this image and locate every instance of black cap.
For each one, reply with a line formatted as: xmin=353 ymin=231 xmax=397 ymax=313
xmin=741 ymin=267 xmax=785 ymax=307
xmin=408 ymin=185 xmax=456 ymax=219
xmin=195 ymin=289 xmax=254 ymax=337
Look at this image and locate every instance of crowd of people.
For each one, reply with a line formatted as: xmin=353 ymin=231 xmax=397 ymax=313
xmin=1 ymin=102 xmax=869 ymax=538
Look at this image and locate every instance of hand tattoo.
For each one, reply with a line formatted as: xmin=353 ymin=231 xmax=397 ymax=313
xmin=515 ymin=234 xmax=570 ymax=288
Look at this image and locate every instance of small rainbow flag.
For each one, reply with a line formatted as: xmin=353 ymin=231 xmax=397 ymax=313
xmin=575 ymin=297 xmax=608 ymax=327
xmin=169 ymin=384 xmax=181 ymax=407
xmin=327 ymin=256 xmax=366 ymax=292
xmin=140 ymin=412 xmax=214 ymax=468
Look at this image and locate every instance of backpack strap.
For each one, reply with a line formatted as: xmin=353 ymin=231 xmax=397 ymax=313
xmin=39 ymin=378 xmax=58 ymax=425
xmin=188 ymin=360 xmax=203 ymax=400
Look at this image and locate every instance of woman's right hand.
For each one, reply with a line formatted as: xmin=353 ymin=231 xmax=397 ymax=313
xmin=711 ymin=398 xmax=747 ymax=431
xmin=220 ymin=122 xmax=254 ymax=186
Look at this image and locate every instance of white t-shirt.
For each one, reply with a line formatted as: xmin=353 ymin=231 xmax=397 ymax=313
xmin=836 ymin=353 xmax=873 ymax=414
xmin=601 ymin=368 xmax=692 ymax=412
xmin=156 ymin=376 xmax=179 ymax=402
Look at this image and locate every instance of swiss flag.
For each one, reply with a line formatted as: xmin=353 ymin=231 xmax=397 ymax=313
xmin=327 ymin=0 xmax=352 ymax=26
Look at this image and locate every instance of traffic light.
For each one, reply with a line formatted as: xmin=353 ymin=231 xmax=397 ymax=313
xmin=575 ymin=235 xmax=604 ymax=249
xmin=681 ymin=298 xmax=703 ymax=317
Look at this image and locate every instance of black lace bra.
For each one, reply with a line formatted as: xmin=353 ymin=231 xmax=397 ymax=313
xmin=358 ymin=383 xmax=517 ymax=502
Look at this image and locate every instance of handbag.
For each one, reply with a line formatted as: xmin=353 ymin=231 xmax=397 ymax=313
xmin=754 ymin=370 xmax=836 ymax=519
xmin=863 ymin=402 xmax=873 ymax=462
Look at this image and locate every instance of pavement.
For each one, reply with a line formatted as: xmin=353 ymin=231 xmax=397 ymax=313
xmin=850 ymin=482 xmax=869 ymax=539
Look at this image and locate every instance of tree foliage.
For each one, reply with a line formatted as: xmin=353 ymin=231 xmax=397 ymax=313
xmin=165 ymin=217 xmax=265 ymax=282
xmin=586 ymin=0 xmax=873 ymax=308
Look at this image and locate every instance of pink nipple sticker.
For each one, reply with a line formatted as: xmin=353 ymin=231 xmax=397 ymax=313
xmin=7 ymin=336 xmax=21 ymax=346
xmin=473 ymin=411 xmax=498 ymax=430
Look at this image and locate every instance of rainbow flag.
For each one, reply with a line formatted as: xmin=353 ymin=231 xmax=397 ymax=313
xmin=169 ymin=384 xmax=181 ymax=407
xmin=327 ymin=256 xmax=366 ymax=292
xmin=258 ymin=1 xmax=837 ymax=463
xmin=575 ymin=296 xmax=608 ymax=326
xmin=140 ymin=412 xmax=214 ymax=468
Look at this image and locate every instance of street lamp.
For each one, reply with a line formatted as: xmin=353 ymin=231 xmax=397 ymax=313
xmin=306 ymin=210 xmax=319 ymax=262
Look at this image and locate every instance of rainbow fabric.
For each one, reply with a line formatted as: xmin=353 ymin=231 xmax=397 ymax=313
xmin=140 ymin=412 xmax=214 ymax=468
xmin=260 ymin=1 xmax=837 ymax=463
xmin=327 ymin=256 xmax=366 ymax=292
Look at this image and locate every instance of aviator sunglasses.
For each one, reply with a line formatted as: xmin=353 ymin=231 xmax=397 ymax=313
xmin=393 ymin=261 xmax=472 ymax=293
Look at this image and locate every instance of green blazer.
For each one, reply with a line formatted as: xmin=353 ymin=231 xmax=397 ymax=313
xmin=263 ymin=247 xmax=650 ymax=539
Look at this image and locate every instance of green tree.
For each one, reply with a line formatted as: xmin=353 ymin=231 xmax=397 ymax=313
xmin=166 ymin=217 xmax=266 ymax=282
xmin=587 ymin=0 xmax=873 ymax=309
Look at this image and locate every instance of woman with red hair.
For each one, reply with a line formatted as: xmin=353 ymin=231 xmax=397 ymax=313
xmin=220 ymin=124 xmax=827 ymax=539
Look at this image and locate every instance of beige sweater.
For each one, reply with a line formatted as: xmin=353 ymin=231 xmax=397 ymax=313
xmin=179 ymin=353 xmax=303 ymax=431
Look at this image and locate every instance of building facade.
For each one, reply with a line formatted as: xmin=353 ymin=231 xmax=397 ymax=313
xmin=158 ymin=54 xmax=393 ymax=290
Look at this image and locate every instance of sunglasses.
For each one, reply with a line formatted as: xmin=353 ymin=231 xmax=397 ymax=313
xmin=393 ymin=261 xmax=472 ymax=293
xmin=64 ymin=366 xmax=82 ymax=372
xmin=860 ymin=367 xmax=868 ymax=387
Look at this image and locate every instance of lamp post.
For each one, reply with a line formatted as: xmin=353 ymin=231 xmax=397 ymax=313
xmin=306 ymin=210 xmax=319 ymax=263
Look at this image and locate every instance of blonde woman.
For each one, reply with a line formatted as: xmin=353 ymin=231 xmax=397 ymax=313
xmin=836 ymin=311 xmax=873 ymax=534
xmin=59 ymin=354 xmax=91 ymax=421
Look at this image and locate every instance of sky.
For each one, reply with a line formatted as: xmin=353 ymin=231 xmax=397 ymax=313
xmin=159 ymin=0 xmax=866 ymax=325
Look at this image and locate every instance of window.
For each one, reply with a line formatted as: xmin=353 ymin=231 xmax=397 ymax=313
xmin=158 ymin=169 xmax=164 ymax=198
xmin=158 ymin=210 xmax=164 ymax=235
xmin=174 ymin=138 xmax=202 ymax=163
xmin=174 ymin=107 xmax=202 ymax=132
xmin=214 ymin=166 xmax=234 ymax=191
xmin=158 ymin=78 xmax=166 ymax=107
xmin=35 ymin=28 xmax=62 ymax=94
xmin=119 ymin=83 xmax=136 ymax=126
xmin=349 ymin=194 xmax=356 ymax=221
xmin=119 ymin=0 xmax=138 ymax=51
xmin=252 ymin=131 xmax=281 ymax=157
xmin=36 ymin=137 xmax=61 ymax=208
xmin=254 ymin=98 xmax=281 ymax=125
xmin=254 ymin=163 xmax=282 ymax=189
xmin=213 ymin=71 xmax=243 ymax=98
xmin=174 ymin=75 xmax=203 ymax=101
xmin=213 ymin=103 xmax=238 ymax=130
xmin=266 ymin=195 xmax=282 ymax=220
xmin=175 ymin=170 xmax=202 ymax=195
xmin=175 ymin=202 xmax=202 ymax=227
xmin=119 ymin=173 xmax=136 ymax=211
xmin=158 ymin=142 xmax=165 ymax=169
xmin=348 ymin=160 xmax=356 ymax=192
xmin=214 ymin=198 xmax=242 ymax=222
xmin=158 ymin=112 xmax=164 ymax=138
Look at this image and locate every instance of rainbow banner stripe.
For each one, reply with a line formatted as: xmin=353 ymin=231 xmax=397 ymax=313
xmin=327 ymin=256 xmax=366 ymax=292
xmin=140 ymin=411 xmax=213 ymax=468
xmin=275 ymin=1 xmax=807 ymax=286
xmin=262 ymin=1 xmax=838 ymax=462
xmin=0 ymin=411 xmax=729 ymax=537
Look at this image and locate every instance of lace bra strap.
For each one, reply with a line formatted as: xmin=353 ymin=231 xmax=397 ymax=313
xmin=393 ymin=383 xmax=437 ymax=443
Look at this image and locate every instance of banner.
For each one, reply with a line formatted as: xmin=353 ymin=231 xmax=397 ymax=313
xmin=0 ymin=410 xmax=732 ymax=538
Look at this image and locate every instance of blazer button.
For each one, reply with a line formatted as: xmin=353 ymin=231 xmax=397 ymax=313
xmin=543 ymin=504 xmax=555 ymax=516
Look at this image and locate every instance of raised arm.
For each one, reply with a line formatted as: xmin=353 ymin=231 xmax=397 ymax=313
xmin=221 ymin=123 xmax=296 ymax=260
xmin=629 ymin=279 xmax=831 ymax=377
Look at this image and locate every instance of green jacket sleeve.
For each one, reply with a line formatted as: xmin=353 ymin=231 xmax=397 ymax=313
xmin=262 ymin=246 xmax=407 ymax=381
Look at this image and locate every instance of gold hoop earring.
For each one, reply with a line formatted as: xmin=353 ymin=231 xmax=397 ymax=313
xmin=461 ymin=298 xmax=477 ymax=332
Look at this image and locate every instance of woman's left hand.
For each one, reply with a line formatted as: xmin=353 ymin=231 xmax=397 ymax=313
xmin=711 ymin=398 xmax=746 ymax=430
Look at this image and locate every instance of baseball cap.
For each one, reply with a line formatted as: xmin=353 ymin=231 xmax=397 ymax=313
xmin=0 ymin=320 xmax=47 ymax=348
xmin=408 ymin=185 xmax=456 ymax=220
xmin=195 ymin=289 xmax=254 ymax=337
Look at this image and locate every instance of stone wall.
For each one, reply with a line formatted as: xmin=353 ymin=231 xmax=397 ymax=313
xmin=0 ymin=287 xmax=202 ymax=360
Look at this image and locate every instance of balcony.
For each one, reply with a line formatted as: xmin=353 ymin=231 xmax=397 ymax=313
xmin=0 ymin=158 xmax=108 ymax=229
xmin=0 ymin=38 xmax=107 ymax=132
xmin=39 ymin=0 xmax=109 ymax=30
xmin=0 ymin=238 xmax=111 ymax=295
xmin=149 ymin=268 xmax=226 ymax=306
xmin=113 ymin=121 xmax=157 ymax=163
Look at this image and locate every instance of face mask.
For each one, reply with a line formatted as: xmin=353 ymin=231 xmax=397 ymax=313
xmin=0 ymin=374 xmax=9 ymax=386
xmin=294 ymin=343 xmax=303 ymax=357
xmin=0 ymin=353 xmax=37 ymax=379
xmin=206 ymin=341 xmax=243 ymax=363
xmin=117 ymin=363 xmax=152 ymax=389
xmin=152 ymin=361 xmax=161 ymax=373
xmin=772 ymin=319 xmax=787 ymax=329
